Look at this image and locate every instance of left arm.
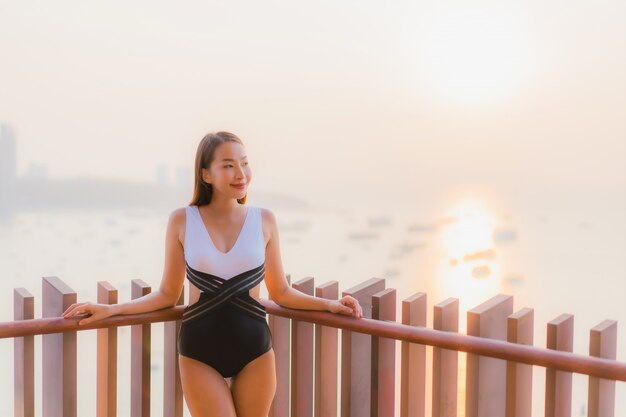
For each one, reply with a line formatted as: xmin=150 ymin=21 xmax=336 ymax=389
xmin=262 ymin=208 xmax=362 ymax=318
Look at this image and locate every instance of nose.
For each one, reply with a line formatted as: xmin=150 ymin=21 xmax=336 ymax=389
xmin=235 ymin=165 xmax=245 ymax=179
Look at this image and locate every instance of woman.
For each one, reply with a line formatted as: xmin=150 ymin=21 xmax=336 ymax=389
xmin=62 ymin=131 xmax=363 ymax=417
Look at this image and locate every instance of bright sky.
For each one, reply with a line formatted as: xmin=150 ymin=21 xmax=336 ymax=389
xmin=1 ymin=0 xmax=624 ymax=209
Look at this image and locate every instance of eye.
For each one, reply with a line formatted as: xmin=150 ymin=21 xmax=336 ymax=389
xmin=224 ymin=165 xmax=233 ymax=168
xmin=243 ymin=162 xmax=249 ymax=166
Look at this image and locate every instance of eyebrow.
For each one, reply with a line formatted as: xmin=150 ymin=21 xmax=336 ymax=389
xmin=221 ymin=156 xmax=247 ymax=162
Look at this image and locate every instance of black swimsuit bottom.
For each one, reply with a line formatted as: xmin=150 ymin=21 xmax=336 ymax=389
xmin=177 ymin=261 xmax=272 ymax=378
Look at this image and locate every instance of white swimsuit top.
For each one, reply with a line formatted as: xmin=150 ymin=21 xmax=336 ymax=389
xmin=184 ymin=205 xmax=265 ymax=280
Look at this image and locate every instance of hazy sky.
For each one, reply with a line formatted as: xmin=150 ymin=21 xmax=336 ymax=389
xmin=1 ymin=0 xmax=624 ymax=209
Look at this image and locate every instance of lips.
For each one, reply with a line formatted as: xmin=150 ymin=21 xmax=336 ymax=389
xmin=231 ymin=182 xmax=247 ymax=189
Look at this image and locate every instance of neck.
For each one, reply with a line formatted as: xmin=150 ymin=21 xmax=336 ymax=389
xmin=204 ymin=192 xmax=242 ymax=216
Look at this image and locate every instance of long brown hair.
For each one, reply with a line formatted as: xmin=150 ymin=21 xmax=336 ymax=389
xmin=189 ymin=131 xmax=247 ymax=206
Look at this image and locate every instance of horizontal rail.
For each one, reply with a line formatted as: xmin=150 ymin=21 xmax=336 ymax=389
xmin=0 ymin=306 xmax=182 ymax=338
xmin=2 ymin=300 xmax=625 ymax=382
xmin=263 ymin=301 xmax=626 ymax=382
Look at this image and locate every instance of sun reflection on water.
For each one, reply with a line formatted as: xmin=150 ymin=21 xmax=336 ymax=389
xmin=435 ymin=197 xmax=504 ymax=320
xmin=430 ymin=197 xmax=506 ymax=415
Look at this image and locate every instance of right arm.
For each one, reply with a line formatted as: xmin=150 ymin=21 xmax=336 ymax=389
xmin=62 ymin=207 xmax=187 ymax=326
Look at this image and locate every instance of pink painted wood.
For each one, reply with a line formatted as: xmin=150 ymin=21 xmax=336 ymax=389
xmin=164 ymin=290 xmax=184 ymax=417
xmin=545 ymin=313 xmax=574 ymax=417
xmin=372 ymin=288 xmax=396 ymax=417
xmin=588 ymin=319 xmax=617 ymax=417
xmin=130 ymin=279 xmax=151 ymax=417
xmin=3 ymin=298 xmax=621 ymax=381
xmin=400 ymin=292 xmax=427 ymax=417
xmin=97 ymin=281 xmax=118 ymax=417
xmin=315 ymin=281 xmax=339 ymax=417
xmin=466 ymin=294 xmax=513 ymax=417
xmin=433 ymin=297 xmax=458 ymax=417
xmin=14 ymin=287 xmax=34 ymax=417
xmin=506 ymin=308 xmax=534 ymax=417
xmin=341 ymin=278 xmax=385 ymax=417
xmin=268 ymin=273 xmax=291 ymax=417
xmin=42 ymin=276 xmax=77 ymax=417
xmin=292 ymin=277 xmax=315 ymax=417
xmin=257 ymin=298 xmax=624 ymax=381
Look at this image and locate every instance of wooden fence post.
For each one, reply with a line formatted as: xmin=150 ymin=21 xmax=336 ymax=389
xmin=372 ymin=288 xmax=396 ymax=417
xmin=164 ymin=289 xmax=185 ymax=417
xmin=466 ymin=294 xmax=513 ymax=417
xmin=292 ymin=277 xmax=315 ymax=417
xmin=341 ymin=278 xmax=385 ymax=417
xmin=14 ymin=288 xmax=35 ymax=417
xmin=401 ymin=292 xmax=427 ymax=417
xmin=97 ymin=281 xmax=118 ymax=417
xmin=433 ymin=297 xmax=458 ymax=417
xmin=42 ymin=276 xmax=77 ymax=417
xmin=588 ymin=319 xmax=617 ymax=417
xmin=315 ymin=281 xmax=339 ymax=417
xmin=506 ymin=308 xmax=534 ymax=417
xmin=545 ymin=314 xmax=574 ymax=417
xmin=269 ymin=274 xmax=291 ymax=417
xmin=130 ymin=279 xmax=151 ymax=417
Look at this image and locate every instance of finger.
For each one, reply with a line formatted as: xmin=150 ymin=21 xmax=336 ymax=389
xmin=346 ymin=298 xmax=361 ymax=316
xmin=343 ymin=298 xmax=356 ymax=307
xmin=70 ymin=307 xmax=86 ymax=316
xmin=68 ymin=302 xmax=90 ymax=315
xmin=62 ymin=304 xmax=74 ymax=316
xmin=72 ymin=307 xmax=93 ymax=319
xmin=63 ymin=304 xmax=82 ymax=318
xmin=341 ymin=299 xmax=359 ymax=316
xmin=339 ymin=302 xmax=352 ymax=314
xmin=63 ymin=303 xmax=80 ymax=316
xmin=78 ymin=313 xmax=96 ymax=326
xmin=340 ymin=297 xmax=361 ymax=317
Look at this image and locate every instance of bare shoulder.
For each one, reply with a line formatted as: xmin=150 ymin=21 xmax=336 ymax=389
xmin=259 ymin=207 xmax=277 ymax=225
xmin=168 ymin=206 xmax=188 ymax=244
xmin=258 ymin=207 xmax=278 ymax=244
xmin=169 ymin=206 xmax=187 ymax=224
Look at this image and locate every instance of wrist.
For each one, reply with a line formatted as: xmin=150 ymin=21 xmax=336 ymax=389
xmin=108 ymin=304 xmax=121 ymax=316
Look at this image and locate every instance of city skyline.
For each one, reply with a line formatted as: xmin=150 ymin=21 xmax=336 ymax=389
xmin=1 ymin=122 xmax=193 ymax=186
xmin=0 ymin=123 xmax=311 ymax=213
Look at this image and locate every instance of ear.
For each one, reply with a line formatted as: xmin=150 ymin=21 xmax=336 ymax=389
xmin=201 ymin=167 xmax=212 ymax=184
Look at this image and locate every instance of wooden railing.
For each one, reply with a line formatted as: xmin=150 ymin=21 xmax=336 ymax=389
xmin=3 ymin=275 xmax=624 ymax=417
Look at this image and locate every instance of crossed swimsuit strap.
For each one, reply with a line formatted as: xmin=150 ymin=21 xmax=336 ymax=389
xmin=183 ymin=261 xmax=267 ymax=325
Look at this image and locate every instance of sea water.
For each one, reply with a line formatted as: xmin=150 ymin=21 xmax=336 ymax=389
xmin=0 ymin=186 xmax=623 ymax=417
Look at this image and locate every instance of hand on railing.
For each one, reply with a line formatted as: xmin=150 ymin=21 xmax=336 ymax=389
xmin=327 ymin=295 xmax=363 ymax=318
xmin=62 ymin=302 xmax=116 ymax=326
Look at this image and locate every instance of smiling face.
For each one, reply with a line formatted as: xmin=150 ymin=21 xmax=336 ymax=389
xmin=202 ymin=141 xmax=251 ymax=201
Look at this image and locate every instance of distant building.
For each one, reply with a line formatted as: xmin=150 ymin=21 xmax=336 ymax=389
xmin=0 ymin=124 xmax=17 ymax=209
xmin=176 ymin=165 xmax=193 ymax=188
xmin=23 ymin=162 xmax=48 ymax=180
xmin=0 ymin=130 xmax=308 ymax=212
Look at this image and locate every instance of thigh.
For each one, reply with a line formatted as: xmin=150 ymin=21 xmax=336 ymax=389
xmin=230 ymin=348 xmax=277 ymax=417
xmin=179 ymin=354 xmax=237 ymax=417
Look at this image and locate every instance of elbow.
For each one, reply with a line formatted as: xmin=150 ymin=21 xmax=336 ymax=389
xmin=270 ymin=287 xmax=289 ymax=307
xmin=161 ymin=289 xmax=181 ymax=309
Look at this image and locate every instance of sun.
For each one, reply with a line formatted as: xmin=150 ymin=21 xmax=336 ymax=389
xmin=410 ymin=4 xmax=534 ymax=107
